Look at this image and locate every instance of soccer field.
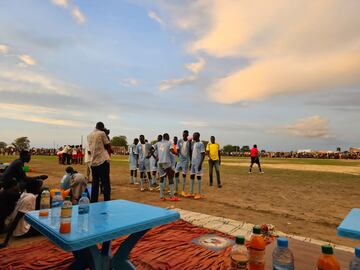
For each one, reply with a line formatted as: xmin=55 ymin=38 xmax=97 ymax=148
xmin=1 ymin=155 xmax=360 ymax=247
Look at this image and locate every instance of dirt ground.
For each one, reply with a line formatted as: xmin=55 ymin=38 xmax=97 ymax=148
xmin=1 ymin=155 xmax=360 ymax=248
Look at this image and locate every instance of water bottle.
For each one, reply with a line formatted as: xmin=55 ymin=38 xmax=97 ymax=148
xmin=229 ymin=235 xmax=249 ymax=269
xmin=273 ymin=237 xmax=294 ymax=270
xmin=51 ymin=191 xmax=63 ymax=218
xmin=39 ymin=188 xmax=50 ymax=217
xmin=60 ymin=196 xmax=72 ymax=234
xmin=78 ymin=192 xmax=90 ymax=233
xmin=350 ymin=247 xmax=360 ymax=270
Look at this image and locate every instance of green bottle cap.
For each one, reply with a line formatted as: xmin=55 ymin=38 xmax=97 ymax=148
xmin=235 ymin=235 xmax=245 ymax=245
xmin=253 ymin=225 xmax=261 ymax=234
xmin=65 ymin=196 xmax=71 ymax=201
xmin=321 ymin=245 xmax=333 ymax=255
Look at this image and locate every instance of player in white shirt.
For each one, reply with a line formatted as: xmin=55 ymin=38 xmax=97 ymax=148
xmin=128 ymin=138 xmax=139 ymax=184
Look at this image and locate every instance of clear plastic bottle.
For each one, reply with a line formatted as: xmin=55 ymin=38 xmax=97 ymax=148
xmin=60 ymin=196 xmax=72 ymax=234
xmin=272 ymin=237 xmax=294 ymax=270
xmin=350 ymin=246 xmax=360 ymax=270
xmin=249 ymin=225 xmax=266 ymax=270
xmin=229 ymin=235 xmax=249 ymax=269
xmin=77 ymin=192 xmax=90 ymax=233
xmin=39 ymin=188 xmax=50 ymax=217
xmin=51 ymin=191 xmax=63 ymax=218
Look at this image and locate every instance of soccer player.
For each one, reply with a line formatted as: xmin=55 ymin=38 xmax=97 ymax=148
xmin=249 ymin=144 xmax=264 ymax=173
xmin=206 ymin=136 xmax=222 ymax=188
xmin=155 ymin=133 xmax=179 ymax=201
xmin=171 ymin=136 xmax=178 ymax=194
xmin=136 ymin=135 xmax=152 ymax=191
xmin=129 ymin=138 xmax=139 ymax=184
xmin=188 ymin=132 xmax=205 ymax=199
xmin=175 ymin=130 xmax=191 ymax=196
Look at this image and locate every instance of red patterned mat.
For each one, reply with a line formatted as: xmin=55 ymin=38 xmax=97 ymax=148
xmin=0 ymin=220 xmax=273 ymax=270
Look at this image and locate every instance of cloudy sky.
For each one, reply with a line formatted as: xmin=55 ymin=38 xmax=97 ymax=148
xmin=0 ymin=0 xmax=359 ymax=151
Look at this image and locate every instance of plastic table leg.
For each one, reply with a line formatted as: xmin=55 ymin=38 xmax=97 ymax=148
xmin=112 ymin=229 xmax=149 ymax=270
xmin=68 ymin=229 xmax=149 ymax=270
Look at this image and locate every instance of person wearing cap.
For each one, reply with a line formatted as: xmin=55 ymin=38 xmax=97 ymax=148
xmin=87 ymin=122 xmax=111 ymax=202
xmin=0 ymin=179 xmax=43 ymax=248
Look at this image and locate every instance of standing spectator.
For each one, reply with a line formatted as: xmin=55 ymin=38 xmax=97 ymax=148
xmin=206 ymin=136 xmax=222 ymax=188
xmin=87 ymin=122 xmax=111 ymax=202
xmin=249 ymin=144 xmax=264 ymax=174
xmin=83 ymin=142 xmax=92 ymax=181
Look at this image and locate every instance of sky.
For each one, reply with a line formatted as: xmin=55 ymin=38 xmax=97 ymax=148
xmin=0 ymin=0 xmax=359 ymax=151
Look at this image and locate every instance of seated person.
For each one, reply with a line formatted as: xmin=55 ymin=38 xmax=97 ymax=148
xmin=60 ymin=166 xmax=75 ymax=190
xmin=0 ymin=178 xmax=21 ymax=233
xmin=0 ymin=180 xmax=43 ymax=248
xmin=69 ymin=173 xmax=89 ymax=204
xmin=0 ymin=150 xmax=48 ymax=191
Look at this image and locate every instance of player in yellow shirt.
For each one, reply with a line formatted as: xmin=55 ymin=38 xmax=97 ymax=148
xmin=206 ymin=136 xmax=222 ymax=188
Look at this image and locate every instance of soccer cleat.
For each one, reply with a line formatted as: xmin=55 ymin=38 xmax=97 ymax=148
xmin=134 ymin=181 xmax=140 ymax=185
xmin=248 ymin=172 xmax=252 ymax=174
xmin=184 ymin=193 xmax=195 ymax=198
xmin=149 ymin=187 xmax=154 ymax=191
xmin=260 ymin=171 xmax=264 ymax=174
xmin=169 ymin=196 xmax=180 ymax=201
xmin=160 ymin=197 xmax=167 ymax=201
xmin=181 ymin=191 xmax=187 ymax=197
xmin=140 ymin=188 xmax=145 ymax=192
xmin=194 ymin=194 xmax=202 ymax=200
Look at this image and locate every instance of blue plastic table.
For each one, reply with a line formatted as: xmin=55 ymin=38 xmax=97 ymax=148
xmin=25 ymin=200 xmax=180 ymax=270
xmin=338 ymin=208 xmax=360 ymax=240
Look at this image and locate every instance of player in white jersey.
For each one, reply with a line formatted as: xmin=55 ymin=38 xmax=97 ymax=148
xmin=136 ymin=135 xmax=152 ymax=191
xmin=186 ymin=132 xmax=205 ymax=200
xmin=128 ymin=138 xmax=139 ymax=184
xmin=155 ymin=133 xmax=179 ymax=201
xmin=175 ymin=130 xmax=191 ymax=197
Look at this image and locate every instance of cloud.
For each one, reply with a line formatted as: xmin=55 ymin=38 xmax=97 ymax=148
xmin=148 ymin=11 xmax=163 ymax=25
xmin=119 ymin=78 xmax=139 ymax=87
xmin=18 ymin=54 xmax=37 ymax=66
xmin=0 ymin=103 xmax=90 ymax=127
xmin=71 ymin=6 xmax=86 ymax=24
xmin=180 ymin=121 xmax=208 ymax=128
xmin=274 ymin=115 xmax=334 ymax=138
xmin=50 ymin=0 xmax=86 ymax=24
xmin=185 ymin=57 xmax=205 ymax=74
xmin=0 ymin=44 xmax=9 ymax=54
xmin=146 ymin=0 xmax=360 ymax=103
xmin=159 ymin=75 xmax=197 ymax=91
xmin=51 ymin=0 xmax=68 ymax=8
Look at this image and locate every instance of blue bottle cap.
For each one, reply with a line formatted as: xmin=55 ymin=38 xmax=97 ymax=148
xmin=82 ymin=192 xmax=87 ymax=197
xmin=277 ymin=237 xmax=288 ymax=248
xmin=55 ymin=191 xmax=61 ymax=196
xmin=355 ymin=246 xmax=360 ymax=257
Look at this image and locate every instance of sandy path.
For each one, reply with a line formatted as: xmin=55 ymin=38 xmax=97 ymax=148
xmin=222 ymin=162 xmax=360 ymax=175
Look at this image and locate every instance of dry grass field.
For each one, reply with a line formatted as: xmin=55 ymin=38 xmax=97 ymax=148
xmin=1 ymin=155 xmax=360 ymax=247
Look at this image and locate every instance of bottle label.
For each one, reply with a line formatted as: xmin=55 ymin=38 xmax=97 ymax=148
xmin=231 ymin=254 xmax=248 ymax=269
xmin=78 ymin=205 xmax=89 ymax=214
xmin=249 ymin=247 xmax=265 ymax=265
xmin=41 ymin=197 xmax=50 ymax=208
xmin=61 ymin=207 xmax=72 ymax=218
xmin=51 ymin=201 xmax=63 ymax=208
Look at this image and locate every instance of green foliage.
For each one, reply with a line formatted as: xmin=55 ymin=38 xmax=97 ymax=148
xmin=111 ymin=135 xmax=128 ymax=148
xmin=222 ymin=145 xmax=240 ymax=153
xmin=0 ymin=141 xmax=7 ymax=149
xmin=241 ymin=145 xmax=250 ymax=152
xmin=13 ymin=137 xmax=30 ymax=150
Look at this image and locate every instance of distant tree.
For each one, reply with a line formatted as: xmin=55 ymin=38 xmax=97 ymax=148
xmin=240 ymin=145 xmax=250 ymax=152
xmin=13 ymin=137 xmax=30 ymax=150
xmin=0 ymin=141 xmax=7 ymax=149
xmin=223 ymin=145 xmax=234 ymax=154
xmin=202 ymin=140 xmax=209 ymax=149
xmin=111 ymin=135 xmax=128 ymax=148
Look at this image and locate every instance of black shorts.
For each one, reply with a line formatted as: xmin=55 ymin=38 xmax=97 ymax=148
xmin=251 ymin=157 xmax=260 ymax=164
